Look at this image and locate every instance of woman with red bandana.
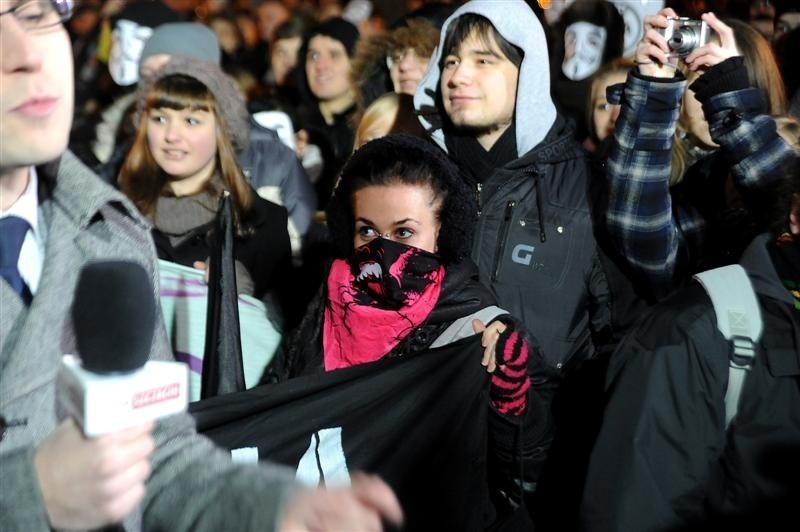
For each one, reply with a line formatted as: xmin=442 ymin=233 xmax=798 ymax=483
xmin=269 ymin=134 xmax=550 ymax=528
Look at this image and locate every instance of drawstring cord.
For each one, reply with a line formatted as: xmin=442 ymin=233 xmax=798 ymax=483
xmin=533 ymin=170 xmax=546 ymax=243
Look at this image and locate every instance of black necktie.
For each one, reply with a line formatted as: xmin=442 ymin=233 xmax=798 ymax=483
xmin=0 ymin=216 xmax=33 ymax=304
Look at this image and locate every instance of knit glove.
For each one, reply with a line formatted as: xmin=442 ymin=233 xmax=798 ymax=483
xmin=490 ymin=327 xmax=532 ymax=416
xmin=689 ymin=56 xmax=748 ymax=103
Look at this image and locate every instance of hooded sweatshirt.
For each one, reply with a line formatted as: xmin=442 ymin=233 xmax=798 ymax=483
xmin=413 ymin=0 xmax=626 ymax=372
xmin=411 ymin=5 xmax=649 ymax=527
xmin=414 ymin=0 xmax=557 ymax=158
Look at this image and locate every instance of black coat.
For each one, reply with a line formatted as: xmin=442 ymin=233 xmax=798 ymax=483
xmin=271 ymin=257 xmax=553 ymax=530
xmin=151 ymin=193 xmax=293 ymax=318
xmin=582 ymin=234 xmax=800 ymax=531
xmin=294 ymin=102 xmax=357 ymax=209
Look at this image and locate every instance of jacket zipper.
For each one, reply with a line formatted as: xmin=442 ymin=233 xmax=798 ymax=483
xmin=530 ymin=168 xmax=547 ymax=243
xmin=476 ymin=182 xmax=483 ymax=217
xmin=492 ymin=200 xmax=516 ymax=281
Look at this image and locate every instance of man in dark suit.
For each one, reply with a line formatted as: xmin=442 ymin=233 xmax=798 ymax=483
xmin=0 ymin=2 xmax=402 ymax=530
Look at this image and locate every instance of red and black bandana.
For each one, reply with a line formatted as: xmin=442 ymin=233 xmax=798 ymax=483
xmin=323 ymin=238 xmax=445 ymax=371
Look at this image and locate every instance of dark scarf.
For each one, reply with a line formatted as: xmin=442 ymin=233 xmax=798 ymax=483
xmin=769 ymin=233 xmax=800 ymax=311
xmin=149 ymin=174 xmax=224 ymax=247
xmin=445 ymin=122 xmax=518 ymax=184
xmin=269 ymin=256 xmax=496 ymax=382
xmin=323 ymin=238 xmax=445 ymax=371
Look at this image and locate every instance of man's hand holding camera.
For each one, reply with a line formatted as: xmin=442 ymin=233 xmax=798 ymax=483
xmin=638 ymin=8 xmax=740 ymax=77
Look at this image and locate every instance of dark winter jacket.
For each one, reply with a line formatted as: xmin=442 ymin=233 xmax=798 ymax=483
xmin=412 ymin=4 xmax=648 ymax=527
xmin=239 ymin=119 xmax=317 ymax=238
xmin=414 ymin=0 xmax=620 ymax=374
xmin=151 ymin=190 xmax=293 ymax=318
xmin=582 ymin=234 xmax=800 ymax=532
xmin=294 ymin=102 xmax=358 ymax=209
xmin=272 ymin=257 xmax=548 ymax=530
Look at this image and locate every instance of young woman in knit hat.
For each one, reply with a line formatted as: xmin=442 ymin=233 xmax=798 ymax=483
xmin=118 ymin=57 xmax=292 ymax=318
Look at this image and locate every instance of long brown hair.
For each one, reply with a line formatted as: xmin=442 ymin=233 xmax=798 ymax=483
xmin=118 ymin=74 xmax=253 ymax=232
xmin=586 ymin=57 xmax=636 ymax=143
xmin=726 ymin=18 xmax=786 ymax=116
xmin=671 ymin=18 xmax=788 ymax=185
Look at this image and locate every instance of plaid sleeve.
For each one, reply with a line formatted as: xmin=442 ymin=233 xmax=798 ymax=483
xmin=606 ymin=72 xmax=687 ymax=287
xmin=703 ymin=88 xmax=797 ymax=188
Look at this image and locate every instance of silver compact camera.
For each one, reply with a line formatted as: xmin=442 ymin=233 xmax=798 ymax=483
xmin=658 ymin=17 xmax=711 ymax=57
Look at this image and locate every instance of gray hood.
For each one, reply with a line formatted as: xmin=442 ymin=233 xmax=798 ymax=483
xmin=413 ymin=0 xmax=557 ymax=156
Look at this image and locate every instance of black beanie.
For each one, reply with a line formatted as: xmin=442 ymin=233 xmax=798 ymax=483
xmin=112 ymin=0 xmax=179 ymax=28
xmin=305 ymin=17 xmax=360 ymax=57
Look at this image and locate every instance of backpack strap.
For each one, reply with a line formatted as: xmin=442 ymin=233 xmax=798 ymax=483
xmin=430 ymin=306 xmax=508 ymax=348
xmin=694 ymin=265 xmax=763 ymax=428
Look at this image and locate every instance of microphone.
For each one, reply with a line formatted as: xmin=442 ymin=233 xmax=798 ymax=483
xmin=60 ymin=261 xmax=188 ymax=437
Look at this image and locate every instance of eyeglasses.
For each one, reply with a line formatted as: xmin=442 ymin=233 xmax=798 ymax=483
xmin=386 ymin=48 xmax=424 ymax=69
xmin=0 ymin=0 xmax=73 ymax=33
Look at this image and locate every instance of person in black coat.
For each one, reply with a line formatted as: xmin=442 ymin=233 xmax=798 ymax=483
xmin=293 ymin=18 xmax=361 ymax=208
xmin=582 ymin=160 xmax=800 ymax=532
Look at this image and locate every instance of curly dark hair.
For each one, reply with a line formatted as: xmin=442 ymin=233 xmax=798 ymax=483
xmin=325 ymin=134 xmax=477 ymax=264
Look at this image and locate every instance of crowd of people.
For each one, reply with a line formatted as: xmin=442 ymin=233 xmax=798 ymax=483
xmin=1 ymin=0 xmax=799 ymax=531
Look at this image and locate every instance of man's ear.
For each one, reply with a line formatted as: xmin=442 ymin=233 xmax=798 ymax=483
xmin=790 ymin=193 xmax=800 ymax=235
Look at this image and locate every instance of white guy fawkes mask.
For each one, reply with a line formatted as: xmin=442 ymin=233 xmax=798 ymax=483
xmin=562 ymin=21 xmax=607 ymax=81
xmin=108 ymin=19 xmax=153 ymax=86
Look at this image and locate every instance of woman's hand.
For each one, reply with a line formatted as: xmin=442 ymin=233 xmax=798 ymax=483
xmin=637 ymin=7 xmax=680 ymax=78
xmin=472 ymin=319 xmax=507 ymax=373
xmin=684 ymin=12 xmax=740 ymax=71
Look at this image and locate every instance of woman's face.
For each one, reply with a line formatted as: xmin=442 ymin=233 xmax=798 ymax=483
xmin=146 ymin=106 xmax=218 ymax=189
xmin=271 ymin=36 xmax=302 ymax=86
xmin=388 ymin=47 xmax=431 ymax=95
xmin=682 ymin=71 xmax=717 ymax=149
xmin=591 ymin=71 xmax=627 ymax=141
xmin=305 ymin=35 xmax=352 ymax=104
xmin=352 ymin=183 xmax=441 ymax=254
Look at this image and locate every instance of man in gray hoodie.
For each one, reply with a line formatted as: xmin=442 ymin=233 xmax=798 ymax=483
xmin=414 ymin=1 xmax=635 ymax=527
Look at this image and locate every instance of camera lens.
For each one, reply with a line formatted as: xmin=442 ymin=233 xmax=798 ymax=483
xmin=669 ymin=26 xmax=698 ymax=57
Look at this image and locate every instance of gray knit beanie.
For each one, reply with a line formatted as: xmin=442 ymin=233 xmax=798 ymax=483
xmin=139 ymin=22 xmax=222 ymax=69
xmin=134 ymin=56 xmax=250 ymax=151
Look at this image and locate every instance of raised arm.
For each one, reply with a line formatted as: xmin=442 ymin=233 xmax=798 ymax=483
xmin=605 ymin=8 xmax=687 ymax=291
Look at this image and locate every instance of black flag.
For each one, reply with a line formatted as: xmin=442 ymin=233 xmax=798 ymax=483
xmin=201 ymin=192 xmax=245 ymax=399
xmin=191 ymin=337 xmax=496 ymax=531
